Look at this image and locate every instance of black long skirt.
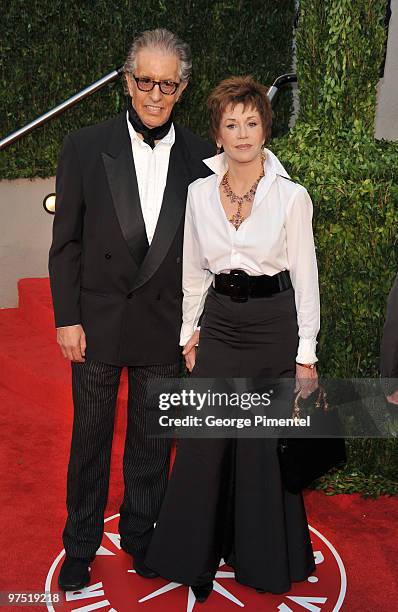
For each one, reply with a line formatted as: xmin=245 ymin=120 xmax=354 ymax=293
xmin=145 ymin=287 xmax=316 ymax=593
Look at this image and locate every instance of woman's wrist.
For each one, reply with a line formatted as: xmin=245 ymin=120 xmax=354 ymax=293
xmin=296 ymin=362 xmax=316 ymax=369
xmin=296 ymin=338 xmax=318 ymax=365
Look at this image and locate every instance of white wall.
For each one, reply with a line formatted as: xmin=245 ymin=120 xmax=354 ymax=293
xmin=0 ymin=177 xmax=55 ymax=308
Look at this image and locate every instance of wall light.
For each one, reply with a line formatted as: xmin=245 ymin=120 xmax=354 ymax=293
xmin=43 ymin=193 xmax=56 ymax=214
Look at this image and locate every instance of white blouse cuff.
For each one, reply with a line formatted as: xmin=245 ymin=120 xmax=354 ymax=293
xmin=180 ymin=324 xmax=194 ymax=347
xmin=296 ymin=338 xmax=318 ymax=364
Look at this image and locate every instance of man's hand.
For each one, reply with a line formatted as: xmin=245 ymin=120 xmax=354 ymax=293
xmin=57 ymin=324 xmax=86 ymax=362
xmin=182 ymin=330 xmax=200 ymax=373
xmin=295 ymin=363 xmax=318 ymax=399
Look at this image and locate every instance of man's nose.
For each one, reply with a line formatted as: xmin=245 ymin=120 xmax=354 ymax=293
xmin=149 ymin=84 xmax=162 ymax=102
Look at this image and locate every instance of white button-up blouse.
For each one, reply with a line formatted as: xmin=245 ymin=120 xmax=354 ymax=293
xmin=180 ymin=149 xmax=320 ymax=364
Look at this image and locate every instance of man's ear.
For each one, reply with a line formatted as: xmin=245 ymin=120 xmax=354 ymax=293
xmin=176 ymin=80 xmax=188 ymax=102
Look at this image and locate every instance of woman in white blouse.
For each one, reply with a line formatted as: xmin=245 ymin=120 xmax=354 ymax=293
xmin=146 ymin=76 xmax=320 ymax=602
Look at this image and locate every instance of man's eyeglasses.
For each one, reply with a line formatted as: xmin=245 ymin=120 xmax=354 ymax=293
xmin=133 ymin=76 xmax=180 ymax=95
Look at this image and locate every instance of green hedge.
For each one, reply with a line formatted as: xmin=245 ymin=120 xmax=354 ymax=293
xmin=0 ymin=0 xmax=295 ymax=179
xmin=296 ymin=0 xmax=387 ymax=132
xmin=273 ymin=127 xmax=398 ymax=484
xmin=273 ymin=128 xmax=398 ymax=378
xmin=273 ymin=0 xmax=398 ymax=487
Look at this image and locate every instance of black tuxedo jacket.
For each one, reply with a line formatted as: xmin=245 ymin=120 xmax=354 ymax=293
xmin=49 ymin=111 xmax=214 ymax=366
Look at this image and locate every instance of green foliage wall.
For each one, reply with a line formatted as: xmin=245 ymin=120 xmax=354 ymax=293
xmin=296 ymin=0 xmax=387 ymax=133
xmin=273 ymin=0 xmax=398 ymax=483
xmin=0 ymin=0 xmax=295 ymax=179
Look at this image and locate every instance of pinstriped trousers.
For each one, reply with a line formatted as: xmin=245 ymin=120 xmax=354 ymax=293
xmin=63 ymin=360 xmax=180 ymax=558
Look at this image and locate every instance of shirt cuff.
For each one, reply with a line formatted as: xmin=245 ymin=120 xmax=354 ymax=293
xmin=296 ymin=338 xmax=318 ymax=364
xmin=56 ymin=323 xmax=81 ymax=329
xmin=180 ymin=324 xmax=194 ymax=347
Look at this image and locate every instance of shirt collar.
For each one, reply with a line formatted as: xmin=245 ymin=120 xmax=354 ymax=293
xmin=126 ymin=111 xmax=175 ymax=148
xmin=202 ymin=149 xmax=290 ymax=185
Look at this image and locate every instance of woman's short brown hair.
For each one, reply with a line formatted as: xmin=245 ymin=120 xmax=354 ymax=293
xmin=207 ymin=75 xmax=273 ymax=143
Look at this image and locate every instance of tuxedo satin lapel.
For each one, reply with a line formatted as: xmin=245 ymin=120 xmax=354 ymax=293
xmin=102 ymin=118 xmax=148 ymax=268
xmin=132 ymin=133 xmax=189 ymax=291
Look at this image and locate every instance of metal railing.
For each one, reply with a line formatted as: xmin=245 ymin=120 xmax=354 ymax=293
xmin=0 ymin=71 xmax=296 ymax=151
xmin=0 ymin=67 xmax=123 ymax=151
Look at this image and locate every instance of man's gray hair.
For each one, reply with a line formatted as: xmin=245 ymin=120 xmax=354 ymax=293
xmin=124 ymin=28 xmax=192 ymax=83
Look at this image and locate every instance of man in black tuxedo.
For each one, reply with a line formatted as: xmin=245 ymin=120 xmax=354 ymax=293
xmin=49 ymin=28 xmax=214 ymax=591
xmin=381 ymin=272 xmax=398 ymax=405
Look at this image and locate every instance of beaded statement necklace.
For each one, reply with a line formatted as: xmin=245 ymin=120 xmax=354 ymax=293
xmin=221 ymin=165 xmax=265 ymax=230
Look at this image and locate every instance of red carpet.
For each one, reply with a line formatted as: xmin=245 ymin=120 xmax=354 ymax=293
xmin=0 ymin=278 xmax=397 ymax=611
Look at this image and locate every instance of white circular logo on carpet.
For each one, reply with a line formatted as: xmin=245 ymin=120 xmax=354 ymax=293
xmin=46 ymin=514 xmax=346 ymax=611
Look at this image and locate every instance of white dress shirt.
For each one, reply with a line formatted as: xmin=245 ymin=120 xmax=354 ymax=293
xmin=180 ymin=150 xmax=320 ymax=364
xmin=126 ymin=112 xmax=175 ymax=244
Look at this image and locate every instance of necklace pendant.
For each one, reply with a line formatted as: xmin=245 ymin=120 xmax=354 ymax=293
xmin=229 ymin=210 xmax=245 ymax=230
xmin=222 ymin=166 xmax=265 ymax=231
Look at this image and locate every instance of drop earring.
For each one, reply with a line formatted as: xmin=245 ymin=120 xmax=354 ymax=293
xmin=261 ymin=143 xmax=266 ymax=164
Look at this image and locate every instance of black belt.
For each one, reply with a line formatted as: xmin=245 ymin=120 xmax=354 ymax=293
xmin=213 ymin=269 xmax=292 ymax=302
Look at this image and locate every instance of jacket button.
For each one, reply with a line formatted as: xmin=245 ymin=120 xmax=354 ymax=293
xmin=127 ymin=292 xmax=133 ymax=299
xmin=176 ymin=256 xmax=181 ymax=264
xmin=105 ymin=252 xmax=112 ymax=259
